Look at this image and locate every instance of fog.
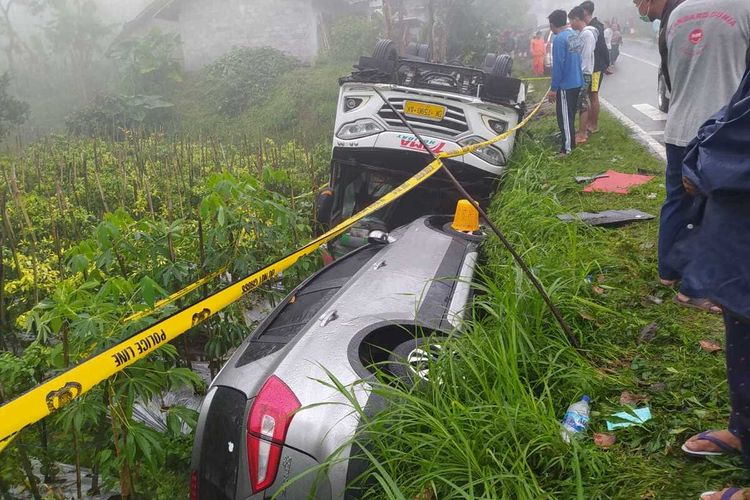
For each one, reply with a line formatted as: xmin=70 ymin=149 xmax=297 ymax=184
xmin=0 ymin=0 xmax=651 ymax=140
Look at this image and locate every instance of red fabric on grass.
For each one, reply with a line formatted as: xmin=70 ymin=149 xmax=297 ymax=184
xmin=583 ymin=170 xmax=655 ymax=194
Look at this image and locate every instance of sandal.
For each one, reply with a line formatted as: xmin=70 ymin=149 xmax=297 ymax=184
xmin=660 ymin=278 xmax=678 ymax=286
xmin=673 ymin=295 xmax=722 ymax=315
xmin=683 ymin=430 xmax=741 ymax=457
xmin=700 ymin=488 xmax=745 ymax=500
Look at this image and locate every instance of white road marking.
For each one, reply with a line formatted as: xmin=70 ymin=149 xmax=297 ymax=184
xmin=600 ymin=96 xmax=667 ymax=163
xmin=633 ymin=103 xmax=668 ymax=121
xmin=620 ymin=51 xmax=660 ymax=69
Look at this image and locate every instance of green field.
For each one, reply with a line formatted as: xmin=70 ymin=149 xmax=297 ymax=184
xmin=347 ymin=106 xmax=739 ymax=499
xmin=1 ymin=61 xmax=740 ymax=500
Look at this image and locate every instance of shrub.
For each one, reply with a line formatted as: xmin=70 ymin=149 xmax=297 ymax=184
xmin=326 ymin=15 xmax=381 ymax=64
xmin=65 ymin=94 xmax=174 ymax=139
xmin=200 ymin=47 xmax=299 ymax=117
xmin=0 ymin=72 xmax=29 ymax=138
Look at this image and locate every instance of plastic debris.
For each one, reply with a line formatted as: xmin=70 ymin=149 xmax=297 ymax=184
xmin=575 ymin=173 xmax=609 ymax=184
xmin=583 ymin=170 xmax=655 ymax=194
xmin=606 ymin=407 xmax=652 ymax=430
xmin=557 ymin=209 xmax=655 ymax=227
xmin=561 ymin=395 xmax=591 ymax=443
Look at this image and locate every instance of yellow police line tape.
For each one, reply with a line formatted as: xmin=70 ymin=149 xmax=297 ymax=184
xmin=0 ymin=86 xmax=550 ymax=453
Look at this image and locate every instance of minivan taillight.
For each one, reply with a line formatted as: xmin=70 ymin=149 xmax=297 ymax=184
xmin=246 ymin=375 xmax=301 ymax=493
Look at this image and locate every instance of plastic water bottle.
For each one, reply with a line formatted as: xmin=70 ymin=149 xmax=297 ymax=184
xmin=561 ymin=395 xmax=590 ymax=443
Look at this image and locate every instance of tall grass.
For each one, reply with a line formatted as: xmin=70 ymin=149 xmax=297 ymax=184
xmin=331 ymin=150 xmax=615 ymax=499
xmin=337 ymin=113 xmax=744 ymax=499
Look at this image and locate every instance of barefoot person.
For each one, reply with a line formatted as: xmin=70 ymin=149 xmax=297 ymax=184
xmin=569 ymin=6 xmax=596 ymax=145
xmin=632 ymin=0 xmax=750 ymax=314
xmin=579 ymin=1 xmax=609 ymax=134
xmin=547 ymin=9 xmax=583 ymax=156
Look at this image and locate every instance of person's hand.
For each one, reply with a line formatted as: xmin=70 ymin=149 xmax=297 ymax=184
xmin=605 ymin=67 xmax=614 ymax=75
xmin=683 ymin=177 xmax=699 ymax=196
xmin=548 ymin=91 xmax=557 ymax=103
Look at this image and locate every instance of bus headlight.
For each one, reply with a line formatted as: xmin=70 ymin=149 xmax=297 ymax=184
xmin=458 ymin=136 xmax=506 ymax=166
xmin=336 ymin=119 xmax=384 ymax=140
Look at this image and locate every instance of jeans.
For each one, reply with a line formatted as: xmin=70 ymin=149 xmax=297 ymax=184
xmin=659 ymin=143 xmax=702 ymax=297
xmin=726 ymin=310 xmax=750 ymax=468
xmin=556 ymin=88 xmax=580 ymax=153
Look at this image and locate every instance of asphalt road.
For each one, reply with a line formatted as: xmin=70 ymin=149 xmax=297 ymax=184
xmin=601 ymin=37 xmax=667 ymax=147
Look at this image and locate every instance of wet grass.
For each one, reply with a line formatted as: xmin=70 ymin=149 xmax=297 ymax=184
xmin=348 ymin=109 xmax=743 ymax=499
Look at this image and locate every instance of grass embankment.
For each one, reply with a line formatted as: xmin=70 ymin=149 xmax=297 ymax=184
xmin=355 ymin=106 xmax=738 ymax=498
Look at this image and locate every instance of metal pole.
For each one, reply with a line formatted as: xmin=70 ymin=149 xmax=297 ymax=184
xmin=372 ymin=86 xmax=579 ymax=348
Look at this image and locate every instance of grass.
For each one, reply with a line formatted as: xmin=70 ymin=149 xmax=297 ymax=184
xmin=344 ymin=104 xmax=742 ymax=498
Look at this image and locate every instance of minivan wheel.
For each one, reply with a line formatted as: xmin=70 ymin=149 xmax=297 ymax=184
xmin=416 ymin=43 xmax=431 ymax=60
xmin=372 ymin=39 xmax=399 ymax=64
xmin=388 ymin=337 xmax=448 ymax=385
xmin=492 ymin=54 xmax=513 ymax=77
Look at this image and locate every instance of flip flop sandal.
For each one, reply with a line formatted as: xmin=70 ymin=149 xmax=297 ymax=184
xmin=700 ymin=488 xmax=744 ymax=500
xmin=673 ymin=296 xmax=722 ymax=314
xmin=683 ymin=430 xmax=740 ymax=457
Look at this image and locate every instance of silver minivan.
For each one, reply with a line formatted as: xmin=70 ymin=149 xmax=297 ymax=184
xmin=190 ymin=213 xmax=482 ymax=499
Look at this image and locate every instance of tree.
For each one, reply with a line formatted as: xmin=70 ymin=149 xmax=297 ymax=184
xmin=0 ymin=71 xmax=28 ymax=137
xmin=440 ymin=0 xmax=532 ymax=63
xmin=108 ymin=28 xmax=183 ymax=97
xmin=0 ymin=0 xmax=45 ymax=70
xmin=45 ymin=0 xmax=109 ymax=101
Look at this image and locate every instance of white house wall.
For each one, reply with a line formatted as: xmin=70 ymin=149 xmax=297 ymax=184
xmin=178 ymin=0 xmax=320 ymax=70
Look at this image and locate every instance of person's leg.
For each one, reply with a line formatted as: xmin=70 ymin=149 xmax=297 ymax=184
xmin=566 ymin=88 xmax=579 ymax=151
xmin=657 ymin=143 xmax=710 ymax=303
xmin=556 ymin=90 xmax=567 ymax=153
xmin=589 ymin=72 xmax=603 ymax=133
xmin=577 ymin=109 xmax=590 ymax=143
xmin=577 ymin=76 xmax=591 ymax=144
xmin=658 ymin=144 xmax=689 ymax=282
xmin=590 ymin=91 xmax=600 ymax=132
xmin=557 ymin=89 xmax=576 ymax=153
xmin=534 ymin=57 xmax=543 ymax=76
xmin=726 ymin=310 xmax=750 ymax=468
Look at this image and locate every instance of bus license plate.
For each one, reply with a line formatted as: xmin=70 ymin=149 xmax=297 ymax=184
xmin=403 ymin=101 xmax=446 ymax=122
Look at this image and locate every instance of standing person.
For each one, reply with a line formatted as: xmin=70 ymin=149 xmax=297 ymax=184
xmin=547 ymin=9 xmax=583 ymax=156
xmin=610 ymin=24 xmax=623 ymax=66
xmin=628 ymin=3 xmax=750 ymax=498
xmin=505 ymin=32 xmax=517 ymax=57
xmin=523 ymin=32 xmax=530 ymax=57
xmin=604 ymin=22 xmax=613 ymax=66
xmin=579 ymin=1 xmax=609 ymax=134
xmin=569 ymin=6 xmax=597 ymax=145
xmin=632 ymin=0 xmax=749 ymax=313
xmin=530 ymin=31 xmax=546 ymax=76
xmin=679 ymin=67 xmax=750 ymax=500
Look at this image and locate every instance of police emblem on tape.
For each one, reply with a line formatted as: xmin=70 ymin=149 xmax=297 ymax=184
xmin=45 ymin=382 xmax=83 ymax=412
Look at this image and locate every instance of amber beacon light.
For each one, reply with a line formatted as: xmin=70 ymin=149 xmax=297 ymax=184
xmin=451 ymin=199 xmax=480 ymax=233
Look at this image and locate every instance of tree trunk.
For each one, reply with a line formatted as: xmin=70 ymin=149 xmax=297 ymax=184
xmin=17 ymin=440 xmax=42 ymax=500
xmin=111 ymin=397 xmax=134 ymax=499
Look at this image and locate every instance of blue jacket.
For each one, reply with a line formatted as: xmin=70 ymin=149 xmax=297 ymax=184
xmin=551 ymin=28 xmax=583 ymax=91
xmin=674 ymin=67 xmax=750 ymax=318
